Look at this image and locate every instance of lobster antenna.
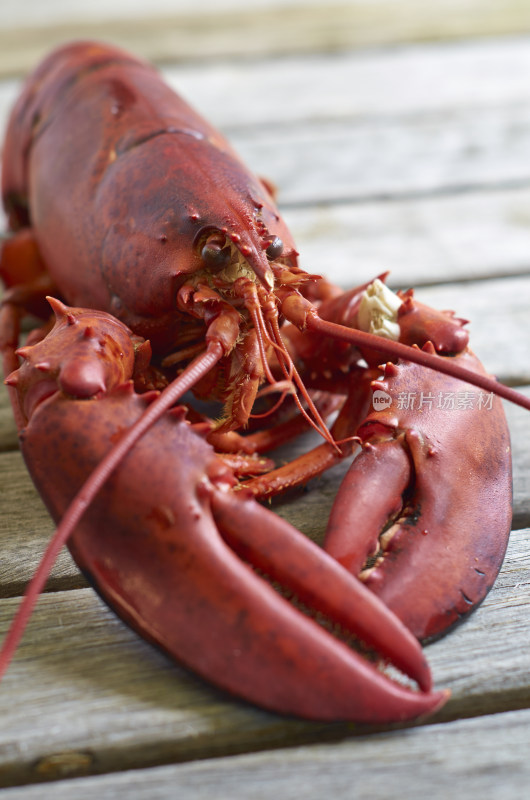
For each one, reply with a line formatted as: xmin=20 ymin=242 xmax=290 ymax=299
xmin=249 ymin=381 xmax=296 ymax=420
xmin=307 ymin=314 xmax=530 ymax=412
xmin=239 ymin=278 xmax=338 ymax=447
xmin=0 ymin=341 xmax=225 ymax=678
xmin=268 ymin=315 xmax=340 ymax=449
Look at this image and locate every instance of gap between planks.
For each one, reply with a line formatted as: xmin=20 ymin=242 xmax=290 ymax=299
xmin=1 ymin=705 xmax=526 ymax=800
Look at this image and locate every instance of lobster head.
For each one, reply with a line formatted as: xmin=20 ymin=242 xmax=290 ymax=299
xmin=97 ymin=126 xmax=299 ymax=320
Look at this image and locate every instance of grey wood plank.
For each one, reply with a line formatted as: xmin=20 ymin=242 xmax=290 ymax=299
xmin=1 ymin=1 xmax=530 ymax=79
xmin=0 ymin=449 xmax=84 ymax=597
xmin=7 ymin=38 xmax=530 ymax=133
xmin=3 ymin=705 xmax=528 ymax=800
xmin=0 ymin=389 xmax=18 ymax=452
xmin=0 ymin=0 xmax=323 ymax=28
xmin=229 ymin=105 xmax=530 ymax=207
xmin=0 ymin=78 xmax=19 ymax=130
xmin=168 ymin=37 xmax=530 ymax=130
xmin=0 ymin=528 xmax=526 ymax=787
xmin=285 ymin=187 xmax=530 ymax=289
xmin=504 ymin=387 xmax=530 ymax=527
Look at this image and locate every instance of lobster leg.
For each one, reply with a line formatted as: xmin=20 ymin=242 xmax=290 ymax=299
xmin=0 ymin=229 xmax=56 ymax=321
xmin=243 ymin=367 xmax=376 ymax=498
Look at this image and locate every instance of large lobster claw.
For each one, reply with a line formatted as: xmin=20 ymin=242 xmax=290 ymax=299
xmin=6 ymin=302 xmax=447 ymax=722
xmin=271 ymin=278 xmax=513 ymax=642
xmin=324 ymin=346 xmax=513 ymax=642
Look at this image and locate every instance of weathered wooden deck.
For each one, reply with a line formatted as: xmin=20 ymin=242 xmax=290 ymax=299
xmin=0 ymin=1 xmax=529 ymax=797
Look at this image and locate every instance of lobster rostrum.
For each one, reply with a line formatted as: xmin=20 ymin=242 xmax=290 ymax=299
xmin=0 ymin=41 xmax=526 ymax=722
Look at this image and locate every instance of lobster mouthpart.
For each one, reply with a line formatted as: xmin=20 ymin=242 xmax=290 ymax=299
xmin=324 ymin=347 xmax=512 ymax=642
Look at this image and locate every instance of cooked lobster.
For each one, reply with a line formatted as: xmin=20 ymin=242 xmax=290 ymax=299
xmin=0 ymin=41 xmax=525 ymax=722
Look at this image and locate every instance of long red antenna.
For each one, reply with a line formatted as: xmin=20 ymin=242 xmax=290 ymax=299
xmin=307 ymin=314 xmax=530 ymax=412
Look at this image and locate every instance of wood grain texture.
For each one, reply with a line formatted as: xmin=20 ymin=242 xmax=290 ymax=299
xmin=2 ymin=706 xmax=527 ymax=800
xmin=507 ymin=389 xmax=530 ymax=526
xmin=0 ymin=451 xmax=82 ymax=597
xmin=2 ymin=707 xmax=530 ymax=799
xmin=1 ymin=0 xmax=530 ymax=78
xmin=164 ymin=37 xmax=530 ymax=129
xmin=0 ymin=4 xmax=529 ymax=796
xmin=284 ymin=188 xmax=530 ymax=291
xmin=0 ymin=528 xmax=526 ymax=788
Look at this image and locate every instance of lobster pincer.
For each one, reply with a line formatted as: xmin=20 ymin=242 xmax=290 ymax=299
xmin=1 ymin=300 xmax=447 ymax=722
xmin=323 ymin=346 xmax=512 ymax=642
xmin=242 ymin=278 xmax=513 ymax=643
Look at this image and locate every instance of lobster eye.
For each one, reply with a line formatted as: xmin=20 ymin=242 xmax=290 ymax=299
xmin=201 ymin=239 xmax=230 ymax=270
xmin=265 ymin=236 xmax=283 ymax=260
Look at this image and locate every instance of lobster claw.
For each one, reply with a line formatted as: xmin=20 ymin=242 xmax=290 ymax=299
xmin=16 ymin=377 xmax=447 ymax=723
xmin=2 ymin=299 xmax=448 ymax=722
xmin=324 ymin=346 xmax=513 ymax=642
xmin=208 ymin=489 xmax=448 ymax=720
